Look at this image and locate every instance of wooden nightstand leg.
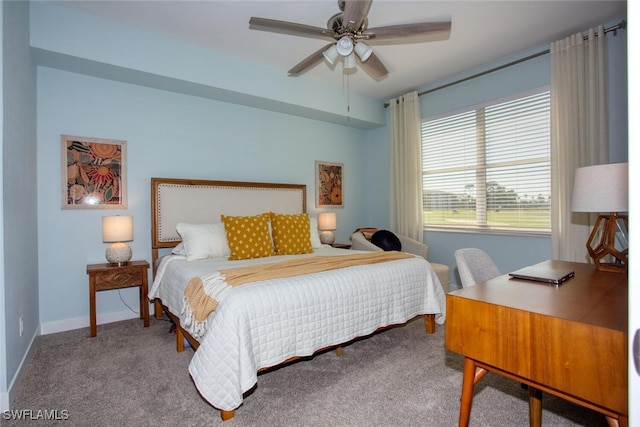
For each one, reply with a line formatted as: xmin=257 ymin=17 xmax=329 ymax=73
xmin=138 ymin=285 xmax=144 ymax=320
xmin=89 ymin=277 xmax=97 ymax=337
xmin=141 ymin=274 xmax=149 ymax=327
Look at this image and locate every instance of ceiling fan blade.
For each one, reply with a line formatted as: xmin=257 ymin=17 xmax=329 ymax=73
xmin=365 ymin=21 xmax=452 ymax=43
xmin=358 ymin=52 xmax=388 ymax=79
xmin=288 ymin=43 xmax=335 ymax=76
xmin=249 ymin=17 xmax=336 ymax=41
xmin=343 ymin=0 xmax=372 ymax=31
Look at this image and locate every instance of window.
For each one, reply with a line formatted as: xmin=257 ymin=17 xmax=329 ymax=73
xmin=421 ymin=89 xmax=550 ymax=234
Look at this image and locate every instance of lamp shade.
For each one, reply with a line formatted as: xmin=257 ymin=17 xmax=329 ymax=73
xmin=343 ymin=53 xmax=356 ymax=70
xmin=572 ymin=163 xmax=628 ymax=213
xmin=102 ymin=215 xmax=133 ymax=242
xmin=318 ymin=212 xmax=337 ymax=230
xmin=354 ymin=41 xmax=373 ymax=62
xmin=323 ymin=44 xmax=339 ymax=65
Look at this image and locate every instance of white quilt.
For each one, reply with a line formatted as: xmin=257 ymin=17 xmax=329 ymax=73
xmin=149 ymin=246 xmax=446 ymax=412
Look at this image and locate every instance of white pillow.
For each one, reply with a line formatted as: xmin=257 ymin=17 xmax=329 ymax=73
xmin=309 ymin=217 xmax=322 ymax=248
xmin=176 ymin=223 xmax=230 ymax=261
xmin=171 ymin=242 xmax=186 ymax=255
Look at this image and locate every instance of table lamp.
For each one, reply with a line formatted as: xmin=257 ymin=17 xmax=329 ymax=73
xmin=318 ymin=212 xmax=337 ymax=245
xmin=572 ymin=163 xmax=628 ymax=273
xmin=102 ymin=215 xmax=133 ymax=266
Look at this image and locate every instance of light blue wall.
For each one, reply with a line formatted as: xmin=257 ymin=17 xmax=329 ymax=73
xmin=37 ymin=68 xmax=371 ymax=325
xmin=30 ymin=0 xmax=384 ymax=328
xmin=30 ymin=1 xmax=385 ymax=130
xmin=362 ymin=125 xmax=391 ymax=228
xmin=2 ymin=0 xmax=39 ymax=410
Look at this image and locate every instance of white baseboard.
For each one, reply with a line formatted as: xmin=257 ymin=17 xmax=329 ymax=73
xmin=39 ymin=303 xmax=154 ymax=335
xmin=1 ymin=326 xmax=39 ymax=412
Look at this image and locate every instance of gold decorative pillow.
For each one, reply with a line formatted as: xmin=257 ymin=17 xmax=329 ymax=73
xmin=270 ymin=212 xmax=313 ymax=255
xmin=221 ymin=213 xmax=275 ymax=260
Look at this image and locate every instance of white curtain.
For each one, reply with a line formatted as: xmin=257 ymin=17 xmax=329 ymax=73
xmin=389 ymin=91 xmax=423 ymax=242
xmin=550 ymin=25 xmax=609 ymax=262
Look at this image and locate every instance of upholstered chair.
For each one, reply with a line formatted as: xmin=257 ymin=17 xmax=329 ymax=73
xmin=350 ymin=231 xmax=451 ymax=293
xmin=454 ymin=248 xmax=501 ymax=288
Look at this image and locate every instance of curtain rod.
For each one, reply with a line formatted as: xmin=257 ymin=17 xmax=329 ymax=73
xmin=384 ymin=20 xmax=626 ymax=107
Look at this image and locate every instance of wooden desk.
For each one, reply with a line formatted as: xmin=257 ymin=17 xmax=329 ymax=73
xmin=445 ymin=260 xmax=628 ymax=426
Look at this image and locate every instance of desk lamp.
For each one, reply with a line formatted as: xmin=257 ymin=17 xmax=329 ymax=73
xmin=572 ymin=163 xmax=628 ymax=273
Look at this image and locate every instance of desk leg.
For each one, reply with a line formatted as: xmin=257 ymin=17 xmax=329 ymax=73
xmin=459 ymin=357 xmax=477 ymax=427
xmin=529 ymin=386 xmax=542 ymax=427
xmin=89 ymin=278 xmax=97 ymax=337
xmin=606 ymin=415 xmax=627 ymax=427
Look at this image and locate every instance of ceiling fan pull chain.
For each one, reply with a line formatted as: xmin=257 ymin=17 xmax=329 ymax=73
xmin=341 ymin=68 xmax=350 ymax=116
xmin=348 ymin=74 xmax=350 ymax=113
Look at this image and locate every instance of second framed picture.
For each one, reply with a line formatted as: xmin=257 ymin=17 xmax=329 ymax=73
xmin=315 ymin=160 xmax=343 ymax=208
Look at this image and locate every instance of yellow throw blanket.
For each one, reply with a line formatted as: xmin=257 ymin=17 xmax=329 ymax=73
xmin=182 ymin=251 xmax=415 ymax=338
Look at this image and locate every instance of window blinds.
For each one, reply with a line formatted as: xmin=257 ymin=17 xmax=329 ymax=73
xmin=421 ymin=90 xmax=551 ymax=232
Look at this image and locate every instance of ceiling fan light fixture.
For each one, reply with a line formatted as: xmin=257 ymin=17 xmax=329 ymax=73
xmin=249 ymin=1 xmax=452 ymax=78
xmin=354 ymin=41 xmax=372 ymax=62
xmin=336 ymin=36 xmax=354 ymax=57
xmin=323 ymin=44 xmax=339 ymax=65
xmin=343 ymin=53 xmax=356 ymax=70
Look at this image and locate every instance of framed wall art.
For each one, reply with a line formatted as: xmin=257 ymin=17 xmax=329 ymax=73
xmin=315 ymin=160 xmax=343 ymax=208
xmin=61 ymin=135 xmax=127 ymax=209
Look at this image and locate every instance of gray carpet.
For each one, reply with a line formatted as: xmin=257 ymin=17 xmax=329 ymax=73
xmin=5 ymin=316 xmax=606 ymax=426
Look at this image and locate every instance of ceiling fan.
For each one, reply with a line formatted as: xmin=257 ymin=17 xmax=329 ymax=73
xmin=249 ymin=0 xmax=451 ymax=79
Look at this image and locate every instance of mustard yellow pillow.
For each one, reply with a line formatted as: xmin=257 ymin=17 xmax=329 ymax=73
xmin=270 ymin=212 xmax=313 ymax=255
xmin=221 ymin=213 xmax=275 ymax=260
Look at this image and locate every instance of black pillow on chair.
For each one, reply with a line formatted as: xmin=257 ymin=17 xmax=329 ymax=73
xmin=371 ymin=230 xmax=401 ymax=252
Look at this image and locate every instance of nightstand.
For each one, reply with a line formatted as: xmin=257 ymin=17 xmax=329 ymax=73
xmin=330 ymin=243 xmax=351 ymax=249
xmin=86 ymin=260 xmax=150 ymax=337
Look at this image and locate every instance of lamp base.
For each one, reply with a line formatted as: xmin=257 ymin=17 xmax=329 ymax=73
xmin=587 ymin=214 xmax=628 ymax=274
xmin=319 ymin=231 xmax=335 ymax=245
xmin=106 ymin=242 xmax=132 ymax=266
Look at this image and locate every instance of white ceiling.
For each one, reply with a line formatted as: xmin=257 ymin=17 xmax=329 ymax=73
xmin=54 ymin=0 xmax=627 ymax=100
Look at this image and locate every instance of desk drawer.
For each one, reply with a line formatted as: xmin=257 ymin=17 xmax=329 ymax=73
xmin=94 ymin=269 xmax=141 ymax=290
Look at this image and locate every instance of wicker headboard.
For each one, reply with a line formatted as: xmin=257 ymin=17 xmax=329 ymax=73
xmin=151 ymin=178 xmax=307 ymax=264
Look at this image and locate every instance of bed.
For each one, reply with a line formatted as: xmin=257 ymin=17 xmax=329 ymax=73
xmin=148 ymin=177 xmax=446 ymax=421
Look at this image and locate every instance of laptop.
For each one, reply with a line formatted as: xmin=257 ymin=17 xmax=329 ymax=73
xmin=508 ymin=265 xmax=575 ymax=285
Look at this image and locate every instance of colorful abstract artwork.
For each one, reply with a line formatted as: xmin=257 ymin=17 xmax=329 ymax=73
xmin=316 ymin=161 xmax=343 ymax=208
xmin=62 ymin=135 xmax=127 ymax=209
